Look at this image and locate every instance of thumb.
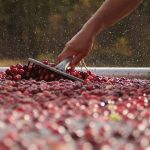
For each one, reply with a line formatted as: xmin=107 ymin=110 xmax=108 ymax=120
xmin=70 ymin=54 xmax=84 ymax=68
xmin=57 ymin=47 xmax=74 ymax=62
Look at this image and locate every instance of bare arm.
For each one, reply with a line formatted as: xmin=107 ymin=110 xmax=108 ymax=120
xmin=83 ymin=0 xmax=143 ymax=37
xmin=82 ymin=0 xmax=143 ymax=37
xmin=58 ymin=0 xmax=143 ymax=67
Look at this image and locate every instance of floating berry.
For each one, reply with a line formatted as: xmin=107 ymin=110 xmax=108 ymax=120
xmin=14 ymin=74 xmax=22 ymax=81
xmin=18 ymin=69 xmax=24 ymax=75
xmin=16 ymin=63 xmax=23 ymax=69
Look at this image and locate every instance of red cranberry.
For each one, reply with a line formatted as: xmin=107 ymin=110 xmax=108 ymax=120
xmin=10 ymin=67 xmax=18 ymax=75
xmin=0 ymin=58 xmax=149 ymax=150
xmin=14 ymin=74 xmax=22 ymax=81
xmin=16 ymin=63 xmax=23 ymax=69
xmin=87 ymin=75 xmax=94 ymax=81
xmin=43 ymin=59 xmax=49 ymax=65
xmin=44 ymin=74 xmax=49 ymax=81
xmin=10 ymin=65 xmax=16 ymax=70
xmin=6 ymin=76 xmax=13 ymax=80
xmin=5 ymin=69 xmax=11 ymax=75
xmin=18 ymin=69 xmax=24 ymax=75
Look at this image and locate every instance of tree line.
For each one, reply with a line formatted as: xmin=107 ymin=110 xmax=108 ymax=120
xmin=0 ymin=0 xmax=149 ymax=66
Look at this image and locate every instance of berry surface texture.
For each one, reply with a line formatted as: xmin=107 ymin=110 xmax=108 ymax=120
xmin=0 ymin=60 xmax=149 ymax=150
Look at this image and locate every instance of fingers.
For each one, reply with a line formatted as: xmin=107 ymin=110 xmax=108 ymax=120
xmin=57 ymin=39 xmax=89 ymax=68
xmin=70 ymin=53 xmax=85 ymax=68
xmin=57 ymin=45 xmax=74 ymax=62
xmin=57 ymin=47 xmax=85 ymax=68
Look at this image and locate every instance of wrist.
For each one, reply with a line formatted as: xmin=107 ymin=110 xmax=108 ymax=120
xmin=81 ymin=15 xmax=105 ymax=38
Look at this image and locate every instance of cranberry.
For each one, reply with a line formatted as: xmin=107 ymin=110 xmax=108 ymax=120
xmin=44 ymin=74 xmax=49 ymax=81
xmin=48 ymin=73 xmax=53 ymax=79
xmin=49 ymin=63 xmax=56 ymax=67
xmin=6 ymin=75 xmax=13 ymax=80
xmin=0 ymin=59 xmax=149 ymax=149
xmin=5 ymin=69 xmax=11 ymax=75
xmin=16 ymin=63 xmax=23 ymax=69
xmin=14 ymin=74 xmax=22 ymax=81
xmin=84 ymin=79 xmax=91 ymax=83
xmin=10 ymin=65 xmax=16 ymax=70
xmin=18 ymin=69 xmax=24 ymax=75
xmin=10 ymin=67 xmax=18 ymax=74
xmin=87 ymin=75 xmax=94 ymax=81
xmin=43 ymin=59 xmax=49 ymax=65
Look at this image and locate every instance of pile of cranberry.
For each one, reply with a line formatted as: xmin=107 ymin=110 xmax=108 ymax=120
xmin=0 ymin=60 xmax=149 ymax=150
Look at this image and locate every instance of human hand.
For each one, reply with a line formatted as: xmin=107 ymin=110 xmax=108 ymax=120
xmin=57 ymin=30 xmax=95 ymax=68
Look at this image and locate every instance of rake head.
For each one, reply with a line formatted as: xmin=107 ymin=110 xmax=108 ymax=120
xmin=27 ymin=58 xmax=83 ymax=82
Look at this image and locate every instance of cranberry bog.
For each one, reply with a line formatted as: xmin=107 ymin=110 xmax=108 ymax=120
xmin=0 ymin=61 xmax=150 ymax=150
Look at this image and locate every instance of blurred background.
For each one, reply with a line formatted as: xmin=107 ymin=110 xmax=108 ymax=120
xmin=0 ymin=0 xmax=149 ymax=67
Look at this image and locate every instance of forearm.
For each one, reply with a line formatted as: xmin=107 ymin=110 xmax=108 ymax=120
xmin=81 ymin=0 xmax=143 ymax=37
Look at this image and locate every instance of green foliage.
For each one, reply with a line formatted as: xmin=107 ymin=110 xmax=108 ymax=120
xmin=0 ymin=0 xmax=149 ymax=66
